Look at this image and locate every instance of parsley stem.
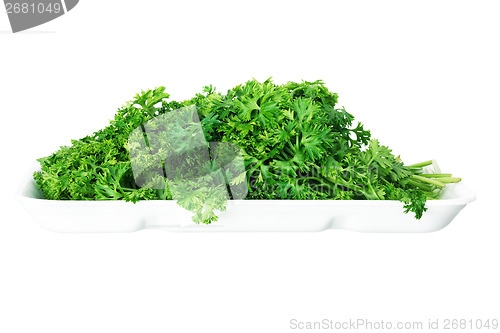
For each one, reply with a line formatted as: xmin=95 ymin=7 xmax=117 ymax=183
xmin=419 ymin=173 xmax=452 ymax=178
xmin=407 ymin=179 xmax=433 ymax=192
xmin=407 ymin=160 xmax=433 ymax=168
xmin=411 ymin=175 xmax=445 ymax=187
xmin=432 ymin=177 xmax=461 ymax=183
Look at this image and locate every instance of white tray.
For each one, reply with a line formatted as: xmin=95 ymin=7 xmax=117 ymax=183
xmin=18 ymin=166 xmax=476 ymax=233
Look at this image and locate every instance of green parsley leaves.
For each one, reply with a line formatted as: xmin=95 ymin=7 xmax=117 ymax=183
xmin=34 ymin=79 xmax=460 ymax=223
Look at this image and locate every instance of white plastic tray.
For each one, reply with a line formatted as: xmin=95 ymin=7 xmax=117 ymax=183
xmin=19 ymin=165 xmax=476 ymax=233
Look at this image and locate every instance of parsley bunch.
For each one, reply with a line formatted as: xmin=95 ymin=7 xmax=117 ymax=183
xmin=34 ymin=79 xmax=461 ymax=223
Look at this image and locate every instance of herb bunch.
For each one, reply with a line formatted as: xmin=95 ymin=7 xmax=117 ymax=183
xmin=34 ymin=79 xmax=461 ymax=223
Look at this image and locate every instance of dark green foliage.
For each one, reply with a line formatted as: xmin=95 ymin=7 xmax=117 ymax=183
xmin=34 ymin=79 xmax=456 ymax=223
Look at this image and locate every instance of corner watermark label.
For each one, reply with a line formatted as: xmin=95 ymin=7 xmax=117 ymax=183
xmin=3 ymin=0 xmax=79 ymax=33
xmin=289 ymin=318 xmax=499 ymax=331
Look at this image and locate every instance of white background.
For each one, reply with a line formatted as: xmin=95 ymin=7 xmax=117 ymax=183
xmin=1 ymin=1 xmax=499 ymax=332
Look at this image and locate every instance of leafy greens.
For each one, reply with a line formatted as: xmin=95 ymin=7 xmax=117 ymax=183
xmin=34 ymin=79 xmax=461 ymax=223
